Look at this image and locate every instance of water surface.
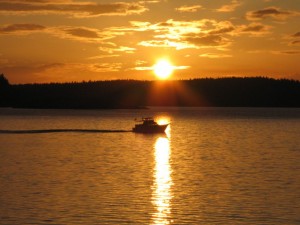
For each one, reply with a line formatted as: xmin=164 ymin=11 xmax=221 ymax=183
xmin=0 ymin=107 xmax=299 ymax=224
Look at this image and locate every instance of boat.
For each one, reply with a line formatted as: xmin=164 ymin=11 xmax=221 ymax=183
xmin=132 ymin=117 xmax=169 ymax=133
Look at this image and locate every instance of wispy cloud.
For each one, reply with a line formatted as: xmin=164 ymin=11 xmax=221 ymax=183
xmin=184 ymin=34 xmax=231 ymax=48
xmin=290 ymin=40 xmax=300 ymax=46
xmin=199 ymin=53 xmax=232 ymax=58
xmin=99 ymin=46 xmax=136 ymax=54
xmin=0 ymin=23 xmax=134 ymax=62
xmin=119 ymin=19 xmax=272 ymax=50
xmin=0 ymin=0 xmax=149 ymax=17
xmin=236 ymin=23 xmax=272 ymax=36
xmin=216 ymin=0 xmax=242 ymax=12
xmin=0 ymin=19 xmax=274 ymax=56
xmin=0 ymin=23 xmax=125 ymax=44
xmin=88 ymin=55 xmax=120 ymax=60
xmin=138 ymin=39 xmax=195 ymax=50
xmin=246 ymin=7 xmax=300 ymax=21
xmin=134 ymin=63 xmax=189 ymax=71
xmin=292 ymin=32 xmax=300 ymax=38
xmin=0 ymin=23 xmax=45 ymax=34
xmin=121 ymin=19 xmax=236 ymax=50
xmin=48 ymin=26 xmax=116 ymax=43
xmin=175 ymin=5 xmax=202 ymax=13
xmin=64 ymin=27 xmax=100 ymax=39
xmin=287 ymin=31 xmax=300 ymax=46
xmin=0 ymin=61 xmax=124 ymax=83
xmin=208 ymin=22 xmax=235 ymax=35
xmin=272 ymin=50 xmax=300 ymax=55
xmin=104 ymin=18 xmax=275 ymax=53
xmin=88 ymin=63 xmax=123 ymax=72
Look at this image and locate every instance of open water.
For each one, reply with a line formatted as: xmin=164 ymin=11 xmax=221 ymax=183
xmin=0 ymin=107 xmax=300 ymax=225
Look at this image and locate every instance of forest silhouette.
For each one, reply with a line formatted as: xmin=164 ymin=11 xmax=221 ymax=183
xmin=1 ymin=74 xmax=300 ymax=108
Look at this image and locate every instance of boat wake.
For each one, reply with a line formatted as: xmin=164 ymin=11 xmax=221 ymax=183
xmin=0 ymin=129 xmax=131 ymax=134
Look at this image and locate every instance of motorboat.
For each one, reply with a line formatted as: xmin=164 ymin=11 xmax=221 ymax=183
xmin=132 ymin=117 xmax=169 ymax=133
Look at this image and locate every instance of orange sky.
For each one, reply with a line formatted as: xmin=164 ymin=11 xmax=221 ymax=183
xmin=0 ymin=0 xmax=299 ymax=83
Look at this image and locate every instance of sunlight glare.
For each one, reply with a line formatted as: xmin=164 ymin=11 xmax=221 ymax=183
xmin=156 ymin=117 xmax=170 ymax=125
xmin=153 ymin=60 xmax=174 ymax=80
xmin=156 ymin=117 xmax=171 ymax=137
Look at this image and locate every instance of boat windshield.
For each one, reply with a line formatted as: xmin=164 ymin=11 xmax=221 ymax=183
xmin=143 ymin=120 xmax=156 ymax=125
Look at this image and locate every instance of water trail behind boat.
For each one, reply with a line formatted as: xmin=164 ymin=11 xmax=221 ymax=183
xmin=0 ymin=129 xmax=132 ymax=134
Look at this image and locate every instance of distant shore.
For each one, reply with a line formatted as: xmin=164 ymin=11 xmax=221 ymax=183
xmin=1 ymin=76 xmax=300 ymax=109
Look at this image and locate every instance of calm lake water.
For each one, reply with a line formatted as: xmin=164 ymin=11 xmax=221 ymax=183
xmin=0 ymin=107 xmax=300 ymax=225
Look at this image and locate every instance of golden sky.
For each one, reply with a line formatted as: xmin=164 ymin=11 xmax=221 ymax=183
xmin=0 ymin=0 xmax=299 ymax=83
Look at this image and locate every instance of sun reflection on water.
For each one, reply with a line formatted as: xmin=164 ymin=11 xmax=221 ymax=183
xmin=152 ymin=136 xmax=172 ymax=225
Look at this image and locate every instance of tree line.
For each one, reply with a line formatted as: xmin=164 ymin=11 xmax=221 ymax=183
xmin=1 ymin=74 xmax=300 ymax=108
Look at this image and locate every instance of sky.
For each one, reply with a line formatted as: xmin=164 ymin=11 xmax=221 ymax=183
xmin=0 ymin=0 xmax=299 ymax=83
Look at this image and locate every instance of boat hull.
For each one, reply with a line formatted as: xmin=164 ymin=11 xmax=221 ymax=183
xmin=132 ymin=124 xmax=168 ymax=133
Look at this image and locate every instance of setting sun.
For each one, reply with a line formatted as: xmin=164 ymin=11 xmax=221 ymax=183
xmin=153 ymin=60 xmax=174 ymax=80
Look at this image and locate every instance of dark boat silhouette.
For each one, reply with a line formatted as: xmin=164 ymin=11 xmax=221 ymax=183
xmin=132 ymin=117 xmax=169 ymax=133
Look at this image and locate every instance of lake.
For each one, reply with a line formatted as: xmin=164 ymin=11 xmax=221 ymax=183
xmin=0 ymin=107 xmax=300 ymax=225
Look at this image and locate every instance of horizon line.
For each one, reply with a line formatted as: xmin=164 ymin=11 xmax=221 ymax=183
xmin=5 ymin=75 xmax=300 ymax=85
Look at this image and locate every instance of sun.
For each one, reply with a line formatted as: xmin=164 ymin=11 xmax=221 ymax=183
xmin=153 ymin=59 xmax=174 ymax=79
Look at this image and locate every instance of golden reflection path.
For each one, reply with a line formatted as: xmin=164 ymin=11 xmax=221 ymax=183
xmin=151 ymin=133 xmax=172 ymax=225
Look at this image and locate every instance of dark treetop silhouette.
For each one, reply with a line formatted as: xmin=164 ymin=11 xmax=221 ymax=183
xmin=1 ymin=74 xmax=300 ymax=108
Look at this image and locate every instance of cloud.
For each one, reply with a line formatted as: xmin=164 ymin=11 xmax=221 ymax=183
xmin=134 ymin=63 xmax=189 ymax=71
xmin=138 ymin=39 xmax=195 ymax=50
xmin=138 ymin=35 xmax=230 ymax=51
xmin=64 ymin=27 xmax=100 ymax=38
xmin=288 ymin=31 xmax=300 ymax=46
xmin=184 ymin=34 xmax=230 ymax=47
xmin=120 ymin=19 xmax=235 ymax=50
xmin=0 ymin=0 xmax=148 ymax=17
xmin=272 ymin=50 xmax=300 ymax=55
xmin=292 ymin=32 xmax=300 ymax=37
xmin=0 ymin=23 xmax=45 ymax=34
xmin=290 ymin=40 xmax=300 ymax=46
xmin=240 ymin=23 xmax=267 ymax=32
xmin=88 ymin=55 xmax=120 ymax=60
xmin=0 ymin=23 xmax=127 ymax=48
xmin=246 ymin=7 xmax=300 ymax=21
xmin=3 ymin=0 xmax=72 ymax=2
xmin=236 ymin=23 xmax=272 ymax=36
xmin=128 ymin=19 xmax=212 ymax=35
xmin=88 ymin=63 xmax=123 ymax=72
xmin=50 ymin=25 xmax=126 ymax=43
xmin=175 ymin=5 xmax=202 ymax=13
xmin=47 ymin=26 xmax=110 ymax=43
xmin=199 ymin=53 xmax=232 ymax=58
xmin=216 ymin=0 xmax=242 ymax=12
xmin=0 ymin=23 xmax=108 ymax=42
xmin=99 ymin=46 xmax=136 ymax=54
xmin=145 ymin=20 xmax=271 ymax=49
xmin=1 ymin=61 xmax=124 ymax=83
xmin=0 ymin=22 xmax=126 ymax=47
xmin=0 ymin=62 xmax=67 ymax=83
xmin=208 ymin=21 xmax=235 ymax=35
xmin=246 ymin=50 xmax=268 ymax=54
xmin=18 ymin=62 xmax=123 ymax=74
